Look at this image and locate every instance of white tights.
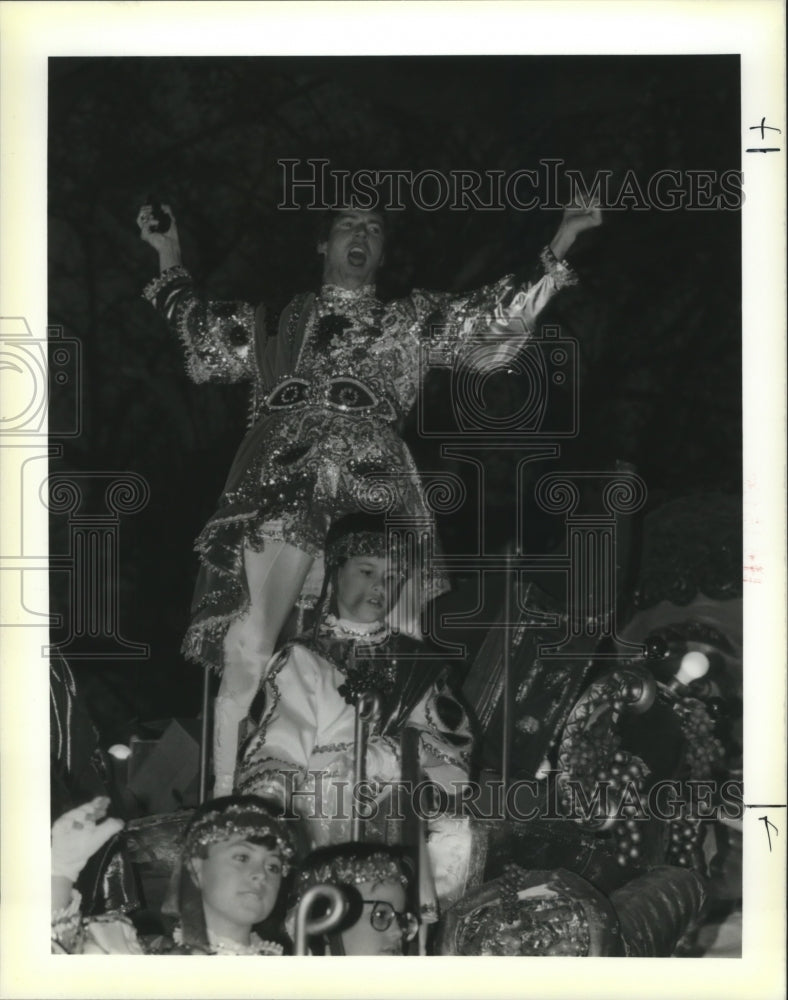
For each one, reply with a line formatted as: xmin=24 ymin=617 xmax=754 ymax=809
xmin=212 ymin=540 xmax=313 ymax=797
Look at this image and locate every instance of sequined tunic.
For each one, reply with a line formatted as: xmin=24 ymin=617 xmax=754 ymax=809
xmin=143 ymin=251 xmax=577 ymax=674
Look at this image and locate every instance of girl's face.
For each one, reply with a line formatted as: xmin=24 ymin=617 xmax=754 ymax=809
xmin=335 ymin=556 xmax=402 ymax=624
xmin=190 ymin=836 xmax=283 ymax=944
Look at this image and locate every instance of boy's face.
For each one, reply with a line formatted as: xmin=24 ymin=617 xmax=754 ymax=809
xmin=335 ymin=555 xmax=402 ymax=624
xmin=317 ymin=210 xmax=385 ymax=290
xmin=340 ymin=878 xmax=410 ymax=956
xmin=190 ymin=836 xmax=283 ymax=943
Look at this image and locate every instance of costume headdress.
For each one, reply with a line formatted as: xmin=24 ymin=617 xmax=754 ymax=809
xmin=324 ymin=512 xmax=407 ymax=579
xmin=293 ymin=846 xmax=410 ymax=903
xmin=309 ymin=514 xmax=410 ymax=643
xmin=181 ymin=798 xmax=295 ymax=871
xmin=288 ymin=843 xmax=413 ymax=955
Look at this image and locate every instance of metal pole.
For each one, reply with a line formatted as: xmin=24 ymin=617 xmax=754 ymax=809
xmin=352 ymin=690 xmax=381 ymax=841
xmin=198 ymin=663 xmax=211 ymax=804
xmin=501 ymin=541 xmax=513 ymax=794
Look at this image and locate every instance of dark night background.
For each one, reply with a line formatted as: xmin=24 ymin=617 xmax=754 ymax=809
xmin=47 ymin=56 xmax=742 ymax=744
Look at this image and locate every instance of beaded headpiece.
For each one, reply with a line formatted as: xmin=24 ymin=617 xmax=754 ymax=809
xmin=181 ymin=800 xmax=295 ymax=875
xmin=325 ymin=530 xmax=405 ymax=577
xmin=324 ymin=511 xmax=409 ymax=582
xmin=294 ymin=850 xmax=409 ymax=902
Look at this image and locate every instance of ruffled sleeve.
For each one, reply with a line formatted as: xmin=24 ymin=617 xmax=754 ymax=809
xmin=411 ymin=246 xmax=578 ymax=371
xmin=143 ymin=266 xmax=258 ymax=384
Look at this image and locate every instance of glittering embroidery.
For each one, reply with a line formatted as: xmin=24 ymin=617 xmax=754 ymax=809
xmin=539 ymin=246 xmax=579 ymax=289
xmin=294 ymin=852 xmax=409 ymax=899
xmin=144 ymin=256 xmax=571 ymax=676
xmin=311 ymin=740 xmax=354 ymax=755
xmin=420 ymin=736 xmax=470 ymax=769
xmin=181 ymin=801 xmax=294 ymax=871
xmin=172 ymin=925 xmax=284 ymax=956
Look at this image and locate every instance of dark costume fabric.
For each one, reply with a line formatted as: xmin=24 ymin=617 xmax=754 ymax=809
xmin=143 ymin=251 xmax=576 ymax=675
xmin=50 ymin=655 xmax=139 ymax=916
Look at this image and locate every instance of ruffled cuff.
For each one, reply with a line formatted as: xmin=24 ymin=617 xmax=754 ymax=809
xmin=51 ymin=889 xmax=84 ymax=953
xmin=539 ymin=246 xmax=579 ymax=289
xmin=142 ymin=265 xmax=191 ymax=304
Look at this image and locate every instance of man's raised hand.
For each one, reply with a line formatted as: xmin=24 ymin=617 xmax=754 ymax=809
xmin=560 ymin=188 xmax=603 ymax=238
xmin=550 ymin=189 xmax=603 ymax=261
xmin=137 ymin=203 xmax=182 ymax=271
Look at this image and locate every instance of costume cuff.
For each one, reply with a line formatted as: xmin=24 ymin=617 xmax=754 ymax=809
xmin=142 ymin=265 xmax=191 ymax=304
xmin=540 ymin=246 xmax=579 ymax=289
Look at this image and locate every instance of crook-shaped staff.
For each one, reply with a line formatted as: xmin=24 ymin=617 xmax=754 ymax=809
xmin=352 ymin=689 xmax=382 ymax=841
xmin=294 ymin=883 xmax=348 ymax=956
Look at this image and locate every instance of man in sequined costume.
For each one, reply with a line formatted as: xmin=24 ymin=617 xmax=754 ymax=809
xmin=138 ymin=198 xmax=601 ymax=799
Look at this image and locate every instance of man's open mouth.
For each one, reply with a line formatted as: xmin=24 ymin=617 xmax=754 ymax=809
xmin=347 ymin=246 xmax=367 ymax=266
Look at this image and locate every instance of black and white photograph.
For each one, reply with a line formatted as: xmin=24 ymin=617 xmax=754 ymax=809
xmin=0 ymin=3 xmax=785 ymax=998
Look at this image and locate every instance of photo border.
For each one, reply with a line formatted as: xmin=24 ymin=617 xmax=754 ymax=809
xmin=1 ymin=2 xmax=785 ymax=998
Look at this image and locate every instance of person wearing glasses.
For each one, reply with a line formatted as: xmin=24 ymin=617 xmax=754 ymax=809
xmin=291 ymin=843 xmax=419 ymax=956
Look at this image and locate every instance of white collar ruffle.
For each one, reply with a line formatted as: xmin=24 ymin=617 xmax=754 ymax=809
xmin=324 ymin=613 xmax=390 ymax=643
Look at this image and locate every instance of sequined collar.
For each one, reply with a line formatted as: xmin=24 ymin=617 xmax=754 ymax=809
xmin=324 ymin=614 xmax=390 ymax=644
xmin=172 ymin=924 xmax=284 ymax=956
xmin=320 ymin=282 xmax=378 ymax=303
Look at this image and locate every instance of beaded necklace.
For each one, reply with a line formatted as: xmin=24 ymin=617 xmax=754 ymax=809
xmin=171 ymin=925 xmax=284 ymax=956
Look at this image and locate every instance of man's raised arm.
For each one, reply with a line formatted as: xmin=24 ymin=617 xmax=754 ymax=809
xmin=137 ymin=203 xmax=258 ymax=385
xmin=409 ymin=196 xmax=602 ymax=366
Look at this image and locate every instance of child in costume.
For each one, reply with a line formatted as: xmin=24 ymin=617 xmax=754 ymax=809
xmin=290 ymin=843 xmax=418 ymax=956
xmin=51 ymin=794 xmax=294 ymax=955
xmin=235 ymin=513 xmax=474 ymax=915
